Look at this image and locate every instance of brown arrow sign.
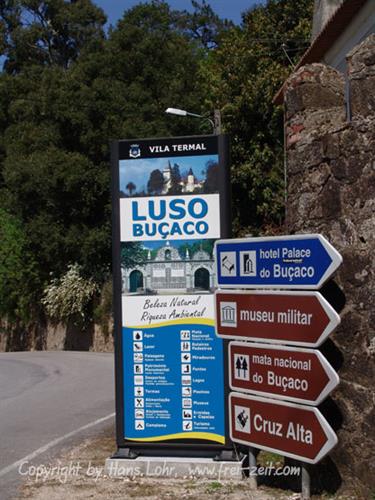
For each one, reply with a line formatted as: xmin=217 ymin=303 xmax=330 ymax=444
xmin=230 ymin=342 xmax=339 ymax=405
xmin=230 ymin=392 xmax=338 ymax=464
xmin=215 ymin=290 xmax=340 ymax=347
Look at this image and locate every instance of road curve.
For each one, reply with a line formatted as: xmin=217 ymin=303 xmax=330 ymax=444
xmin=0 ymin=351 xmax=114 ymax=499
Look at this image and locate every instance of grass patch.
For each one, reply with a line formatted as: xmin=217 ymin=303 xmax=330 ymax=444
xmin=257 ymin=450 xmax=284 ymax=468
xmin=205 ymin=481 xmax=223 ymax=493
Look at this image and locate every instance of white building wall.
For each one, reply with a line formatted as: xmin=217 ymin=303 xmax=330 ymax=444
xmin=323 ymin=0 xmax=375 ymax=72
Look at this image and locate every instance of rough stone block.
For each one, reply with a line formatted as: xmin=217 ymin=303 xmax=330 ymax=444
xmin=285 ymin=64 xmax=344 ymax=119
xmin=284 ymin=36 xmax=375 ymax=494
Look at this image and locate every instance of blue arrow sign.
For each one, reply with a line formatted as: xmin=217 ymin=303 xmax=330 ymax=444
xmin=215 ymin=234 xmax=342 ymax=289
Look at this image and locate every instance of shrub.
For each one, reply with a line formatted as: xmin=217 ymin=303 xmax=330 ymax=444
xmin=41 ymin=264 xmax=98 ymax=323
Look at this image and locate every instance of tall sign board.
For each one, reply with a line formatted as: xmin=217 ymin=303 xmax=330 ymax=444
xmin=111 ymin=135 xmax=231 ymax=452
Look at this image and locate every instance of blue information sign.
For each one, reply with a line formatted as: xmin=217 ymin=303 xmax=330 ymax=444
xmin=215 ymin=234 xmax=342 ymax=289
xmin=122 ymin=314 xmax=225 ymax=443
xmin=112 ymin=134 xmax=231 ymax=450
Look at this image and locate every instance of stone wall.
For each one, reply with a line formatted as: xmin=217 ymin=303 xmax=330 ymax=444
xmin=284 ymin=35 xmax=375 ymax=494
xmin=0 ymin=319 xmax=113 ymax=352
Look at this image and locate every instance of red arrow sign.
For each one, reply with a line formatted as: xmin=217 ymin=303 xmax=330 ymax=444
xmin=230 ymin=392 xmax=337 ymax=464
xmin=229 ymin=342 xmax=339 ymax=405
xmin=215 ymin=290 xmax=340 ymax=347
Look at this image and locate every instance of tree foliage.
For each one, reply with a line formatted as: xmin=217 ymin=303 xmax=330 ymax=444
xmin=169 ymin=164 xmax=182 ymax=195
xmin=0 ymin=0 xmax=314 ymax=325
xmin=203 ymin=160 xmax=219 ymax=193
xmin=147 ymin=169 xmax=164 ymax=195
xmin=1 ymin=0 xmax=106 ymax=73
xmin=121 ymin=242 xmax=148 ymax=270
xmin=203 ymin=0 xmax=313 ymax=234
xmin=0 ymin=208 xmax=38 ymax=321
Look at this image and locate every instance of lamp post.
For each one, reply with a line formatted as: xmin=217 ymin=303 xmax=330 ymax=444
xmin=165 ymin=107 xmax=221 ymax=134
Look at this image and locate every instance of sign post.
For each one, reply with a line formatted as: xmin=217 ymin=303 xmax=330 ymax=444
xmin=111 ymin=134 xmax=232 ymax=456
xmin=229 ymin=341 xmax=339 ymax=405
xmin=215 ymin=234 xmax=342 ymax=289
xmin=215 ymin=290 xmax=340 ymax=347
xmin=213 ymin=234 xmax=342 ymax=496
xmin=229 ymin=392 xmax=338 ymax=464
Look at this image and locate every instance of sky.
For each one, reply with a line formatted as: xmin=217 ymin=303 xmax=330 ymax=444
xmin=93 ymin=1 xmax=265 ymax=27
xmin=120 ymin=155 xmax=217 ymax=194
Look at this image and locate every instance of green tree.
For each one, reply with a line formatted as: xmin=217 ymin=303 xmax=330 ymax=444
xmin=126 ymin=181 xmax=136 ymax=195
xmin=0 ymin=0 xmax=217 ymax=325
xmin=104 ymin=0 xmax=208 ymax=139
xmin=203 ymin=0 xmax=313 ymax=235
xmin=0 ymin=0 xmax=314 ymax=329
xmin=0 ymin=209 xmax=38 ymax=322
xmin=203 ymin=160 xmax=219 ymax=193
xmin=1 ymin=0 xmax=106 ymax=73
xmin=121 ymin=243 xmax=147 ymax=270
xmin=169 ymin=163 xmax=182 ymax=195
xmin=175 ymin=0 xmax=233 ymax=49
xmin=0 ymin=1 xmax=112 ymax=301
xmin=147 ymin=169 xmax=164 ymax=195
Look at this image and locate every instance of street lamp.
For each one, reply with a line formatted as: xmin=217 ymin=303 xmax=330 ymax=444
xmin=165 ymin=107 xmax=221 ymax=134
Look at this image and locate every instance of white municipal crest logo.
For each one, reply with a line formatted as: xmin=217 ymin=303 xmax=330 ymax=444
xmin=129 ymin=144 xmax=141 ymax=158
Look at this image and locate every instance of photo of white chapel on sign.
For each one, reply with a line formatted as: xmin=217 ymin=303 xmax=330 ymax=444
xmin=121 ymin=239 xmax=216 ymax=295
xmin=119 ymin=154 xmax=219 ymax=197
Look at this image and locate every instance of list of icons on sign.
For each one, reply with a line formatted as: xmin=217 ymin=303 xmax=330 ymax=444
xmin=135 ymin=409 xmax=144 ymax=419
xmin=182 ymin=386 xmax=192 ymax=396
xmin=135 ymin=397 xmax=144 ymax=408
xmin=220 ymin=301 xmax=237 ymax=327
xmin=219 ymin=250 xmax=257 ymax=278
xmin=240 ymin=251 xmax=257 ymax=276
xmin=220 ymin=252 xmax=236 ymax=276
xmin=183 ymin=409 xmax=192 ymax=419
xmin=135 ymin=386 xmax=144 ymax=397
xmin=134 ymin=375 xmax=144 ymax=385
xmin=181 ymin=331 xmax=191 ymax=340
xmin=182 ymin=398 xmax=192 ymax=408
xmin=133 ymin=330 xmax=144 ymax=431
xmin=181 ymin=341 xmax=191 ymax=351
xmin=183 ymin=420 xmax=192 ymax=431
xmin=180 ymin=330 xmax=192 ymax=431
xmin=234 ymin=354 xmax=250 ymax=381
xmin=235 ymin=405 xmax=250 ymax=433
xmin=182 ymin=364 xmax=191 ymax=374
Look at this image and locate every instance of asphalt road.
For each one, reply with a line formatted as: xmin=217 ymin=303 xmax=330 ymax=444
xmin=0 ymin=351 xmax=115 ymax=499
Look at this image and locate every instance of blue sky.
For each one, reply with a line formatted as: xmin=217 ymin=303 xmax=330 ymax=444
xmin=93 ymin=1 xmax=265 ymax=27
xmin=120 ymin=154 xmax=218 ymax=194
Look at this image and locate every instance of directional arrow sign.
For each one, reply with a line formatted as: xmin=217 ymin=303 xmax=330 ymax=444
xmin=230 ymin=392 xmax=337 ymax=464
xmin=215 ymin=290 xmax=340 ymax=347
xmin=215 ymin=234 xmax=342 ymax=289
xmin=229 ymin=342 xmax=339 ymax=405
